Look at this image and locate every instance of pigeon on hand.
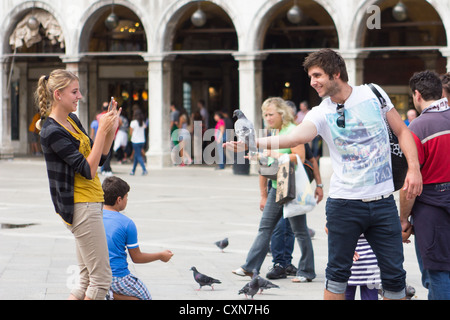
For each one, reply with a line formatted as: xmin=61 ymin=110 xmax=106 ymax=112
xmin=190 ymin=266 xmax=221 ymax=291
xmin=233 ymin=109 xmax=257 ymax=154
xmin=214 ymin=237 xmax=228 ymax=252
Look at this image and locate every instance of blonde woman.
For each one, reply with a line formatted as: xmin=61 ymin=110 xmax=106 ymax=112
xmin=36 ymin=69 xmax=120 ymax=300
xmin=232 ymin=97 xmax=316 ymax=282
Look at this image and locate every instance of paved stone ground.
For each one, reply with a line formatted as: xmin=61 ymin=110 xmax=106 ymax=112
xmin=0 ymin=157 xmax=428 ymax=301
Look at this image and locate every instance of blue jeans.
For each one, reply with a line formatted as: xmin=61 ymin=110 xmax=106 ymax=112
xmin=131 ymin=142 xmax=147 ymax=173
xmin=412 ymin=184 xmax=450 ymax=300
xmin=271 ymin=217 xmax=294 ymax=268
xmin=242 ymin=188 xmax=315 ymax=279
xmin=325 ymin=196 xmax=406 ymax=299
xmin=414 ymin=214 xmax=450 ymax=300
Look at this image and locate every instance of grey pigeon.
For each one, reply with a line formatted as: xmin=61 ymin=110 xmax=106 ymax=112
xmin=257 ymin=276 xmax=279 ymax=294
xmin=233 ymin=109 xmax=257 ymax=154
xmin=238 ymin=269 xmax=278 ymax=299
xmin=238 ymin=276 xmax=260 ymax=299
xmin=214 ymin=237 xmax=228 ymax=252
xmin=252 ymin=269 xmax=279 ymax=294
xmin=247 ymin=275 xmax=261 ymax=299
xmin=190 ymin=266 xmax=221 ymax=291
xmin=406 ymin=284 xmax=416 ymax=300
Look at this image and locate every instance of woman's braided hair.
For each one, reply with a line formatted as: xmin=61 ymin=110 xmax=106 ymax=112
xmin=34 ymin=69 xmax=78 ymax=130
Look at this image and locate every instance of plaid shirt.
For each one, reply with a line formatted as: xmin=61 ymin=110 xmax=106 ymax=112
xmin=40 ymin=113 xmax=106 ymax=225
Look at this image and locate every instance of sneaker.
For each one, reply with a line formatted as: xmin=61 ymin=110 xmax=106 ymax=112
xmin=266 ymin=263 xmax=287 ymax=279
xmin=232 ymin=267 xmax=253 ymax=277
xmin=130 ymin=171 xmax=135 ymax=176
xmin=292 ymin=276 xmax=312 ymax=283
xmin=285 ymin=264 xmax=298 ymax=276
xmin=142 ymin=171 xmax=148 ymax=176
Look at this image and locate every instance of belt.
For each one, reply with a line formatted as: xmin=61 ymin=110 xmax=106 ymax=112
xmin=434 ymin=182 xmax=450 ymax=192
xmin=361 ymin=193 xmax=392 ymax=203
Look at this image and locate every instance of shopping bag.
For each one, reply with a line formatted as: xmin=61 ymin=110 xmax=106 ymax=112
xmin=275 ymin=154 xmax=295 ymax=205
xmin=283 ymin=155 xmax=317 ymax=218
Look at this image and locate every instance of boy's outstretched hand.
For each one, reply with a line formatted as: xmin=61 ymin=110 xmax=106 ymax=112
xmin=159 ymin=250 xmax=174 ymax=263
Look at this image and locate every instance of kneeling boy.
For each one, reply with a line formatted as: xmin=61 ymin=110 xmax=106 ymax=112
xmin=102 ymin=176 xmax=173 ymax=300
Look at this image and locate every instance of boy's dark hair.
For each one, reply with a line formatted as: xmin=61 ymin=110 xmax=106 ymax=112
xmin=102 ymin=176 xmax=130 ymax=206
xmin=440 ymin=72 xmax=450 ymax=96
xmin=303 ymin=48 xmax=349 ymax=82
xmin=409 ymin=70 xmax=442 ymax=101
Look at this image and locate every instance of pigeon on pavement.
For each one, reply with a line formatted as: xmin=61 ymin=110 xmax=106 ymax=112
xmin=214 ymin=237 xmax=228 ymax=252
xmin=252 ymin=269 xmax=279 ymax=294
xmin=190 ymin=266 xmax=221 ymax=291
xmin=238 ymin=269 xmax=278 ymax=299
xmin=257 ymin=276 xmax=280 ymax=294
xmin=238 ymin=275 xmax=260 ymax=299
xmin=233 ymin=109 xmax=257 ymax=154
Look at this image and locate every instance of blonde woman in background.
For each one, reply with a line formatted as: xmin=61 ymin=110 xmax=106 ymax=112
xmin=232 ymin=97 xmax=316 ymax=282
xmin=36 ymin=69 xmax=121 ymax=300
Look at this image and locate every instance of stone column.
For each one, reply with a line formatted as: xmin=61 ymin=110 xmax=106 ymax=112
xmin=340 ymin=50 xmax=368 ymax=86
xmin=232 ymin=53 xmax=267 ymax=137
xmin=439 ymin=48 xmax=450 ymax=72
xmin=144 ymin=54 xmax=174 ymax=168
xmin=0 ymin=58 xmax=13 ymax=159
xmin=232 ymin=53 xmax=267 ymax=173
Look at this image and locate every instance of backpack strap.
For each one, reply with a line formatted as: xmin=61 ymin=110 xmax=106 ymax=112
xmin=368 ymin=83 xmax=387 ymax=108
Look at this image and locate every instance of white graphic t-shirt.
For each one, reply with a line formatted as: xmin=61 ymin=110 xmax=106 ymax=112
xmin=304 ymin=84 xmax=395 ymax=199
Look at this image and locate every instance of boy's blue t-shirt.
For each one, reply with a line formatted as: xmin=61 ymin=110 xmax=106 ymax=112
xmin=103 ymin=209 xmax=139 ymax=277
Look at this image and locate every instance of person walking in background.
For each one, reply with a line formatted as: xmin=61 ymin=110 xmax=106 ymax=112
xmin=198 ymin=99 xmax=209 ymax=129
xmin=97 ymin=101 xmax=114 ymax=176
xmin=28 ymin=111 xmax=41 ymax=156
xmin=295 ymin=100 xmax=311 ymax=124
xmin=102 ymin=176 xmax=173 ymax=300
xmin=400 ymin=70 xmax=450 ymax=300
xmin=170 ymin=102 xmax=180 ymax=148
xmin=404 ymin=109 xmax=418 ymax=126
xmin=90 ymin=114 xmax=99 ymax=140
xmin=177 ymin=108 xmax=192 ymax=166
xmin=129 ymin=109 xmax=148 ymax=176
xmin=214 ymin=111 xmax=226 ymax=170
xmin=36 ymin=69 xmax=120 ymax=300
xmin=113 ymin=114 xmax=130 ymax=164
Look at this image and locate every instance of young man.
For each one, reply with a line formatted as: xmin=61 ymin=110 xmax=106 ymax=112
xmin=102 ymin=176 xmax=173 ymax=300
xmin=400 ymin=70 xmax=450 ymax=300
xmin=241 ymin=49 xmax=422 ymax=300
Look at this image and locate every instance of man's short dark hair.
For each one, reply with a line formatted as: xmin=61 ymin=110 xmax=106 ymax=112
xmin=303 ymin=49 xmax=349 ymax=82
xmin=409 ymin=70 xmax=442 ymax=101
xmin=440 ymin=72 xmax=450 ymax=96
xmin=102 ymin=176 xmax=130 ymax=206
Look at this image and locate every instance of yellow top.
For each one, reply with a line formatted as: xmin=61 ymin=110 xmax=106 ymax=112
xmin=66 ymin=116 xmax=104 ymax=204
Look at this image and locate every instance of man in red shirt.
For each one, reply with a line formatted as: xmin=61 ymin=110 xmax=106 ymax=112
xmin=400 ymin=70 xmax=450 ymax=300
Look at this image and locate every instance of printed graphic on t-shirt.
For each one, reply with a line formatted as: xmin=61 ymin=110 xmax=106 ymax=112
xmin=326 ymin=98 xmax=392 ymax=187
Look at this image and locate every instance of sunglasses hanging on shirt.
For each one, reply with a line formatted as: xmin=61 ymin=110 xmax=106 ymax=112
xmin=336 ymin=104 xmax=345 ymax=128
